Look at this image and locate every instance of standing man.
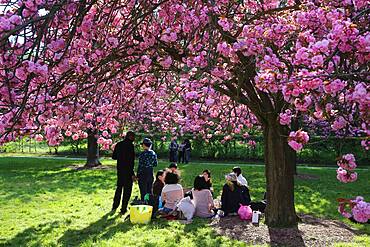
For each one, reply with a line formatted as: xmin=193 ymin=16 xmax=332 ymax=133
xmin=169 ymin=136 xmax=179 ymax=162
xmin=112 ymin=131 xmax=136 ymax=215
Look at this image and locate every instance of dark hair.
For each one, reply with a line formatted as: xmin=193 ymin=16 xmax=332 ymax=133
xmin=168 ymin=163 xmax=178 ymax=169
xmin=156 ymin=170 xmax=164 ymax=180
xmin=164 ymin=172 xmax=179 ymax=184
xmin=142 ymin=138 xmax=152 ymax=147
xmin=202 ymin=169 xmax=211 ymax=178
xmin=232 ymin=166 xmax=242 ymax=176
xmin=126 ymin=131 xmax=135 ymax=138
xmin=193 ymin=175 xmax=208 ymax=190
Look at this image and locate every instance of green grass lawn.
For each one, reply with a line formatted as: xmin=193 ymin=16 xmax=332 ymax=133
xmin=0 ymin=156 xmax=369 ymax=247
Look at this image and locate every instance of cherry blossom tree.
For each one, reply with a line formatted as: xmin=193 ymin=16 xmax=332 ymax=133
xmin=148 ymin=0 xmax=369 ymax=227
xmin=1 ymin=0 xmax=369 ymax=227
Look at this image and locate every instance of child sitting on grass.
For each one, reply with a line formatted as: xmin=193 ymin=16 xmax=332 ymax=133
xmin=152 ymin=170 xmax=165 ymax=212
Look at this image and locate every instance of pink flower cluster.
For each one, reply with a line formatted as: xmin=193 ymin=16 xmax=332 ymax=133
xmin=247 ymin=140 xmax=256 ymax=148
xmin=351 ymin=197 xmax=370 ymax=223
xmin=336 ymin=154 xmax=358 ymax=183
xmin=337 ymin=154 xmax=357 ymax=170
xmin=336 ymin=168 xmax=358 ymax=183
xmin=288 ymin=130 xmax=309 ymax=151
xmin=338 ymin=197 xmax=370 ymax=223
xmin=279 ymin=110 xmax=292 ymax=125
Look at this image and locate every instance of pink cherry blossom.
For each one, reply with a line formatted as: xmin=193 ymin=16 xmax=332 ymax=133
xmin=337 ymin=153 xmax=357 ymax=170
xmin=279 ymin=110 xmax=292 ymax=125
xmin=288 ymin=130 xmax=309 ymax=151
xmin=288 ymin=140 xmax=303 ymax=151
xmin=35 ymin=134 xmax=43 ymax=142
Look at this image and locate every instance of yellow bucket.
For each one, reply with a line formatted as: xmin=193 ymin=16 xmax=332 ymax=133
xmin=129 ymin=205 xmax=153 ymax=224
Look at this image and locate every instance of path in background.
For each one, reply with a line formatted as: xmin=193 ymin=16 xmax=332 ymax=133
xmin=1 ymin=155 xmax=368 ymax=170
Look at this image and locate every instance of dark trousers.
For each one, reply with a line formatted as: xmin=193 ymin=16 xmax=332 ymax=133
xmin=184 ymin=150 xmax=190 ymax=163
xmin=112 ymin=172 xmax=133 ymax=213
xmin=138 ymin=168 xmax=154 ymax=201
xmin=169 ymin=150 xmax=178 ymax=162
xmin=178 ymin=151 xmax=184 ymax=163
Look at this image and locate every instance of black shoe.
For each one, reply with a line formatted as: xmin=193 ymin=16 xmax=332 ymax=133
xmin=119 ymin=209 xmax=127 ymax=215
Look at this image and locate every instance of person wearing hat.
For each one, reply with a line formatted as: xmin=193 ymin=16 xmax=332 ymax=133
xmin=220 ymin=173 xmax=249 ymax=216
xmin=112 ymin=131 xmax=136 ymax=215
xmin=137 ymin=138 xmax=158 ymax=201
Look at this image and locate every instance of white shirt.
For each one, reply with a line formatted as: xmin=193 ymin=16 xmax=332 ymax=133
xmin=237 ymin=174 xmax=248 ymax=187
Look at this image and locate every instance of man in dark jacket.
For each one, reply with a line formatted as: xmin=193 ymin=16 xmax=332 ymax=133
xmin=112 ymin=131 xmax=136 ymax=215
xmin=169 ymin=136 xmax=179 ymax=162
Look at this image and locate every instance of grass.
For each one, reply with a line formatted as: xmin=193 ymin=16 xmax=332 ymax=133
xmin=0 ymin=156 xmax=369 ymax=247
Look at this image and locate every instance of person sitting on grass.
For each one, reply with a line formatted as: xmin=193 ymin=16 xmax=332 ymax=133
xmin=232 ymin=166 xmax=248 ymax=187
xmin=168 ymin=162 xmax=178 ymax=172
xmin=192 ymin=175 xmax=215 ymax=218
xmin=221 ymin=173 xmax=249 ymax=216
xmin=137 ymin=138 xmax=158 ymax=201
xmin=168 ymin=162 xmax=181 ymax=176
xmin=202 ymin=169 xmax=214 ymax=194
xmin=160 ymin=172 xmax=184 ymax=214
xmin=152 ymin=170 xmax=165 ymax=212
xmin=232 ymin=166 xmax=251 ymax=204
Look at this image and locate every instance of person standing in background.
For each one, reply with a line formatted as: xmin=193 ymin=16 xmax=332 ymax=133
xmin=169 ymin=136 xmax=179 ymax=162
xmin=184 ymin=139 xmax=191 ymax=164
xmin=178 ymin=141 xmax=186 ymax=164
xmin=112 ymin=131 xmax=136 ymax=215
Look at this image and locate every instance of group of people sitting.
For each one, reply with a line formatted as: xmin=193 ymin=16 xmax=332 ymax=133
xmin=112 ymin=132 xmax=266 ymax=221
xmin=148 ymin=163 xmax=261 ymax=220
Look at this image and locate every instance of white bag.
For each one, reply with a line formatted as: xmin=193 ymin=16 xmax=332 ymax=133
xmin=177 ymin=197 xmax=195 ymax=220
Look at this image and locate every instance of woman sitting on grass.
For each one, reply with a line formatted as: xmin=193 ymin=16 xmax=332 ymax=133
xmin=221 ymin=173 xmax=249 ymax=216
xmin=192 ymin=175 xmax=215 ymax=218
xmin=202 ymin=169 xmax=214 ymax=194
xmin=160 ymin=172 xmax=184 ymax=214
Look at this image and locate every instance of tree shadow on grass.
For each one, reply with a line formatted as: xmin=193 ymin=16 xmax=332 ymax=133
xmin=1 ymin=166 xmax=116 ymax=202
xmin=1 ymin=221 xmax=60 ymax=247
xmin=58 ymin=212 xmax=174 ymax=247
xmin=58 ymin=212 xmax=122 ymax=247
xmin=182 ymin=218 xmax=236 ymax=247
xmin=58 ymin=213 xmax=222 ymax=247
xmin=268 ymin=226 xmax=305 ymax=247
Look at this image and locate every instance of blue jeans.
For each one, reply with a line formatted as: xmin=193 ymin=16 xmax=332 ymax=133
xmin=161 ymin=207 xmax=173 ymax=214
xmin=138 ymin=168 xmax=154 ymax=201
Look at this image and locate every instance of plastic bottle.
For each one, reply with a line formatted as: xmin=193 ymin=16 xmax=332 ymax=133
xmin=252 ymin=211 xmax=260 ymax=226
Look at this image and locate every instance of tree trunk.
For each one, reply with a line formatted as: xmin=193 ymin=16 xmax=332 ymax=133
xmin=85 ymin=130 xmax=101 ymax=167
xmin=264 ymin=122 xmax=297 ymax=228
xmin=290 ymin=117 xmax=299 ymax=175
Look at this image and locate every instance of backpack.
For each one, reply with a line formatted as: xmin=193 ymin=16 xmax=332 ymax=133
xmin=238 ymin=204 xmax=253 ymax=220
xmin=177 ymin=197 xmax=195 ymax=220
